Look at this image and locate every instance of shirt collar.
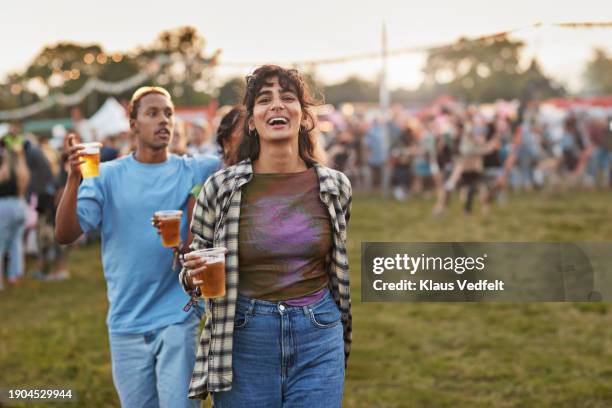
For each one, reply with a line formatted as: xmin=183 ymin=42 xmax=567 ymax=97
xmin=233 ymin=159 xmax=340 ymax=196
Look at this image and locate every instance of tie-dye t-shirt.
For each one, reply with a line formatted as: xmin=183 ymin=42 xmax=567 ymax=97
xmin=238 ymin=167 xmax=331 ymax=301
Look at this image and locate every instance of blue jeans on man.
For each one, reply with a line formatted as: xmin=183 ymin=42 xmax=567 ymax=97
xmin=109 ymin=310 xmax=201 ymax=408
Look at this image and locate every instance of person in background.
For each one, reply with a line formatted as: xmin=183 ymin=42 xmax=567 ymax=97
xmin=170 ymin=117 xmax=189 ymax=156
xmin=187 ymin=117 xmax=218 ymax=157
xmin=364 ymin=119 xmax=387 ymax=191
xmin=481 ymin=119 xmax=504 ymax=214
xmin=0 ymin=124 xmax=31 ymax=288
xmin=389 ymin=123 xmax=417 ymax=201
xmin=561 ymin=114 xmax=592 ymax=187
xmin=100 ymin=135 xmax=120 ymax=162
xmin=327 ymin=129 xmax=358 ymax=182
xmin=55 ymin=86 xmax=220 ymax=408
xmin=33 ymin=134 xmax=65 ymax=279
xmin=46 ymin=130 xmax=85 ymax=280
xmin=215 ymin=105 xmax=246 ymax=166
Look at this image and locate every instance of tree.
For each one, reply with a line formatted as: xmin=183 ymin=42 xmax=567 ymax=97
xmin=583 ymin=48 xmax=612 ymax=95
xmin=419 ymin=35 xmax=563 ymax=103
xmin=138 ymin=26 xmax=219 ymax=107
xmin=323 ymin=76 xmax=378 ymax=106
xmin=217 ymin=77 xmax=244 ymax=107
xmin=0 ymin=26 xmax=219 ymax=120
xmin=519 ymin=59 xmax=565 ymax=101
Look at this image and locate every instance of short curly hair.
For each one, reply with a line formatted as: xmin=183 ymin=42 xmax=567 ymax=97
xmin=128 ymin=86 xmax=173 ymax=120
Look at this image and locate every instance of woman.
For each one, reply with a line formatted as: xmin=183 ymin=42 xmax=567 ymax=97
xmin=0 ymin=126 xmax=30 ymax=287
xmin=216 ymin=105 xmax=246 ymax=166
xmin=180 ymin=65 xmax=352 ymax=407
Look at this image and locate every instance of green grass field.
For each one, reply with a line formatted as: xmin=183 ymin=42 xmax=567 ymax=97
xmin=2 ymin=191 xmax=612 ymax=407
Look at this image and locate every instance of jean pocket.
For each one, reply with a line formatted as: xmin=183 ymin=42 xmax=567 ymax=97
xmin=308 ymin=300 xmax=341 ymax=329
xmin=234 ymin=309 xmax=250 ymax=329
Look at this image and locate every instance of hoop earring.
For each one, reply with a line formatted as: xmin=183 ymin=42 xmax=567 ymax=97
xmin=249 ymin=129 xmax=258 ymax=138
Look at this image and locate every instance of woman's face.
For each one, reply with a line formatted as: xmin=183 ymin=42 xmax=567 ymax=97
xmin=250 ymin=76 xmax=302 ymax=144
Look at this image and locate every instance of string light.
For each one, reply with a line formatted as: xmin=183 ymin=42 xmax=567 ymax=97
xmin=219 ymin=21 xmax=612 ymax=68
xmin=10 ymin=84 xmax=22 ymax=95
xmin=96 ymin=53 xmax=108 ymax=64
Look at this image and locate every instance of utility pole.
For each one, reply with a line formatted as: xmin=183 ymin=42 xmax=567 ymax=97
xmin=379 ymin=20 xmax=391 ymax=196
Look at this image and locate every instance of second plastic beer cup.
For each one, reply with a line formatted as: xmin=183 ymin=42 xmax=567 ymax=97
xmin=154 ymin=210 xmax=183 ymax=247
xmin=192 ymin=247 xmax=227 ymax=298
xmin=79 ymin=142 xmax=102 ymax=178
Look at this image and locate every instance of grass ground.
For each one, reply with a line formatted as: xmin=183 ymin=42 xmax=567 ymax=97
xmin=1 ymin=190 xmax=612 ymax=407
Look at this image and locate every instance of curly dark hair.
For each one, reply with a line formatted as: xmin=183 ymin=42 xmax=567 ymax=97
xmin=237 ymin=65 xmax=321 ymax=166
xmin=216 ymin=105 xmax=245 ymax=151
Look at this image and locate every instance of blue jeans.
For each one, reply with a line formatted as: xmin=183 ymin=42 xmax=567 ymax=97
xmin=109 ymin=310 xmax=202 ymax=408
xmin=213 ymin=290 xmax=345 ymax=408
xmin=587 ymin=147 xmax=612 ymax=186
xmin=0 ymin=197 xmax=27 ymax=281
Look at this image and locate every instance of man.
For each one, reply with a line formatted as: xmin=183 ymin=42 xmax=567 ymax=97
xmin=55 ymin=87 xmax=220 ymax=407
xmin=364 ymin=119 xmax=388 ymax=191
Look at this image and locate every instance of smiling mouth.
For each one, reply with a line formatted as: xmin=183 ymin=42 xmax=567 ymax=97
xmin=267 ymin=117 xmax=289 ymax=126
xmin=156 ymin=129 xmax=170 ymax=136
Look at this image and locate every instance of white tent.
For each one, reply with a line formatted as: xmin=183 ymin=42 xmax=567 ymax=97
xmin=87 ymin=98 xmax=130 ymax=140
xmin=0 ymin=123 xmax=9 ymax=138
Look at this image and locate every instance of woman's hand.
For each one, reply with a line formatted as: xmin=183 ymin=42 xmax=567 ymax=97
xmin=183 ymin=252 xmax=208 ymax=288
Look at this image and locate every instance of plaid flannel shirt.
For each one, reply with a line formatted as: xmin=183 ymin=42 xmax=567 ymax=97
xmin=179 ymin=158 xmax=352 ymax=400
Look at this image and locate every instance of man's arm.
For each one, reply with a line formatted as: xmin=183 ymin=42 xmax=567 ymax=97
xmin=55 ymin=136 xmax=84 ymax=244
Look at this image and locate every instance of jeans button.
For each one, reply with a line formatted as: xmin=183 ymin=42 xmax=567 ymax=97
xmin=278 ymin=304 xmax=285 ymax=312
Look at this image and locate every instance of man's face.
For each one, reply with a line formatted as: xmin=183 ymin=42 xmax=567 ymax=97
xmin=131 ymin=93 xmax=175 ymax=150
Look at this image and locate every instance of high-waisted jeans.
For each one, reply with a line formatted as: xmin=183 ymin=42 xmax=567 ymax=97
xmin=212 ymin=290 xmax=345 ymax=408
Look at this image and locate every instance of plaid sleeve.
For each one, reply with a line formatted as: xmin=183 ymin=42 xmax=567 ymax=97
xmin=179 ymin=176 xmax=217 ymax=294
xmin=337 ymin=171 xmax=352 ymax=227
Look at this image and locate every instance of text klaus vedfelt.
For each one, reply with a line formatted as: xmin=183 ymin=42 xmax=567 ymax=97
xmin=371 ymin=254 xmax=505 ymax=292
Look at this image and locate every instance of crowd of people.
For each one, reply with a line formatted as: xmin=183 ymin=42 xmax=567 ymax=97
xmin=320 ymin=99 xmax=612 ymax=214
xmin=1 ymin=93 xmax=611 ymax=289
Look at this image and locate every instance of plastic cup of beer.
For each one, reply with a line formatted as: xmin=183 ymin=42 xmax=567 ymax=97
xmin=191 ymin=247 xmax=227 ymax=298
xmin=79 ymin=142 xmax=102 ymax=178
xmin=154 ymin=210 xmax=183 ymax=248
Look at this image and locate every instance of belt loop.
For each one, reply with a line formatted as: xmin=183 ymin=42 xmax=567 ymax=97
xmin=248 ymin=299 xmax=256 ymax=315
xmin=302 ymin=305 xmax=310 ymax=316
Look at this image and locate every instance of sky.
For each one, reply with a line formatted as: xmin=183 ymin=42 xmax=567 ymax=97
xmin=2 ymin=0 xmax=611 ymax=92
